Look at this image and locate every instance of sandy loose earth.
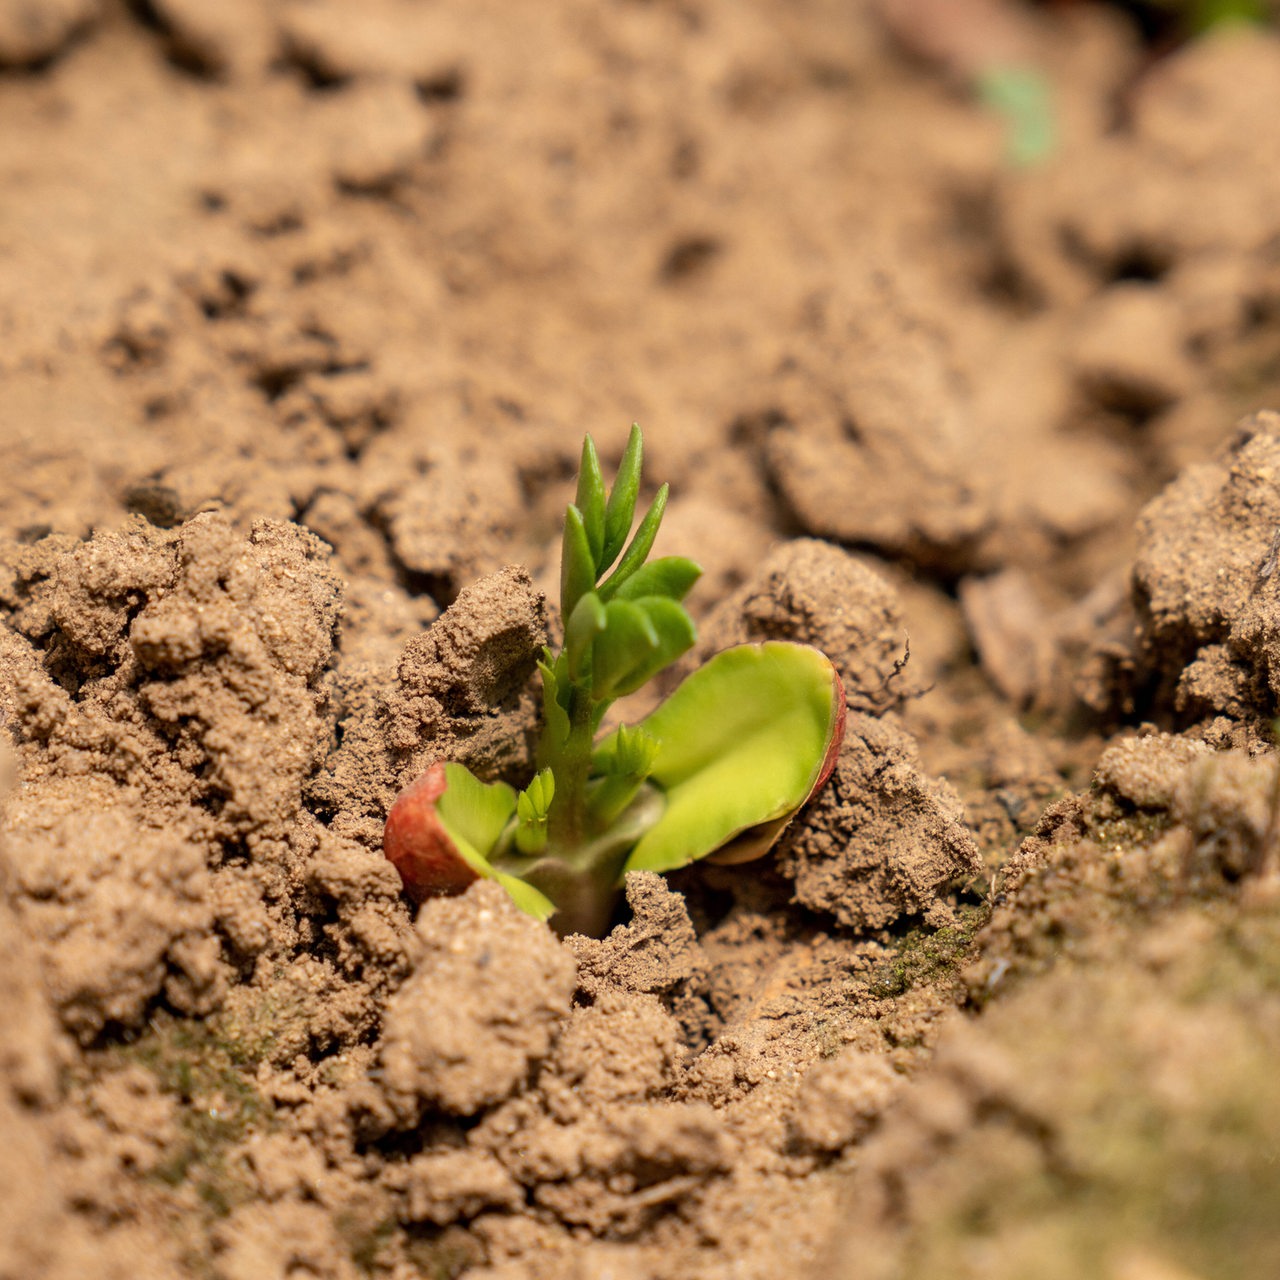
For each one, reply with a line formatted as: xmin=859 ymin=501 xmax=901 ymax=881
xmin=4 ymin=3 xmax=1280 ymax=1278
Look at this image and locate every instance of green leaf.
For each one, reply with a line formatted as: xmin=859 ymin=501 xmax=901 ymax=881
xmin=616 ymin=642 xmax=844 ymax=875
xmin=515 ymin=768 xmax=555 ymax=855
xmin=493 ymin=871 xmax=556 ymax=921
xmin=599 ymin=483 xmax=668 ymax=599
xmin=560 ymin=504 xmax=596 ymax=621
xmin=515 ymin=769 xmax=555 ymax=826
xmin=603 ymin=596 xmax=696 ymax=698
xmin=592 ymin=723 xmax=660 ymax=778
xmin=435 ymin=763 xmax=518 ymax=871
xmin=432 ymin=765 xmax=556 ymax=919
xmin=601 ymin=423 xmax=643 ymax=571
xmin=974 ymin=65 xmax=1056 ymax=168
xmin=536 ymin=654 xmax=571 ymax=764
xmin=588 ymin=597 xmax=693 ymax=702
xmin=587 ymin=725 xmax=660 ymax=830
xmin=590 ymin=599 xmax=659 ymax=702
xmin=529 ymin=767 xmax=555 ymax=812
xmin=564 ymin=591 xmax=606 ymax=680
xmin=575 ymin=436 xmax=606 ymax=569
xmin=613 ymin=556 xmax=702 ymax=603
xmin=591 ymin=600 xmax=696 ymax=703
xmin=1190 ymin=0 xmax=1267 ymax=32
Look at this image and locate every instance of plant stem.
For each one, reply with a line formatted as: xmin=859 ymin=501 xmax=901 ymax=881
xmin=495 ymin=783 xmax=665 ymax=937
xmin=546 ymin=682 xmax=597 ymax=852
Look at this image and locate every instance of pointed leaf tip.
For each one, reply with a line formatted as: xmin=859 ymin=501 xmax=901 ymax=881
xmin=613 ymin=556 xmax=702 ymax=603
xmin=600 ymin=483 xmax=669 ymax=599
xmin=575 ymin=436 xmax=606 ymax=568
xmin=602 ymin=424 xmax=644 ymax=570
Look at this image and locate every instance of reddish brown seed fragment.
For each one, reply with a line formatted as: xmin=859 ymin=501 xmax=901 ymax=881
xmin=813 ymin=664 xmax=847 ymax=795
xmin=383 ymin=762 xmax=480 ymax=903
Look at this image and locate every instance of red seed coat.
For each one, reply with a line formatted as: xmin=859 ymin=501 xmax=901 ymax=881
xmin=383 ymin=763 xmax=480 ymax=903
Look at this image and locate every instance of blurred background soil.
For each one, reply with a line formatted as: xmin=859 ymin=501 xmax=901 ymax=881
xmin=4 ymin=2 xmax=1280 ymax=1278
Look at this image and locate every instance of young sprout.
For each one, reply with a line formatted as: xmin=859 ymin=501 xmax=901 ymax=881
xmin=383 ymin=425 xmax=846 ymax=936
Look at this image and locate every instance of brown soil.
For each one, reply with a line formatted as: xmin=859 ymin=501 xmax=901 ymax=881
xmin=4 ymin=4 xmax=1280 ymax=1278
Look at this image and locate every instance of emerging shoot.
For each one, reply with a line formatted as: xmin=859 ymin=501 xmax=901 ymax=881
xmin=384 ymin=425 xmax=846 ymax=936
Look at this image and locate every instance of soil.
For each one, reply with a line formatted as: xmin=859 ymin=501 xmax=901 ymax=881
xmin=4 ymin=3 xmax=1280 ymax=1278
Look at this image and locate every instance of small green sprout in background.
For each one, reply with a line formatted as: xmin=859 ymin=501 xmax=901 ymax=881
xmin=976 ymin=63 xmax=1056 ymax=168
xmin=383 ymin=426 xmax=846 ymax=937
xmin=972 ymin=0 xmax=1276 ymax=166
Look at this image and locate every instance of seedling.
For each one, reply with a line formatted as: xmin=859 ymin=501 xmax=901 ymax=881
xmin=384 ymin=426 xmax=846 ymax=936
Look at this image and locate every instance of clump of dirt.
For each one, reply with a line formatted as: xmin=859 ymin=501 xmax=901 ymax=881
xmin=692 ymin=537 xmax=982 ymax=929
xmin=7 ymin=804 xmax=222 ymax=1041
xmin=566 ymin=872 xmax=705 ymax=1001
xmin=0 ymin=0 xmax=97 ymax=69
xmin=789 ymin=1047 xmax=902 ymax=1153
xmin=695 ymin=538 xmax=907 ymax=711
xmin=777 ymin=711 xmax=982 ymax=930
xmin=761 ymin=276 xmax=993 ymax=572
xmin=0 ymin=511 xmax=349 ymax=1051
xmin=1129 ymin=409 xmax=1280 ymax=726
xmin=314 ymin=564 xmax=548 ymax=849
xmin=0 ymin=511 xmax=341 ymax=838
xmin=377 ymin=881 xmax=577 ymax=1118
xmin=832 ymin=914 xmax=1280 ymax=1280
xmin=814 ymin=649 xmax=1280 ymax=1277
